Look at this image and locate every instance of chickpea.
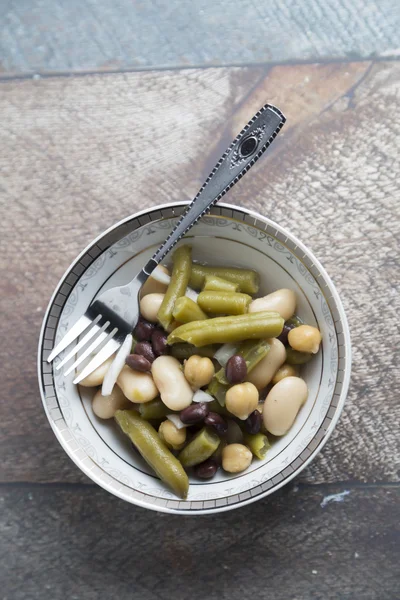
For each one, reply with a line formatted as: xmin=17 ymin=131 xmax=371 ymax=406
xmin=249 ymin=288 xmax=296 ymax=321
xmin=79 ymin=356 xmax=113 ymax=387
xmin=288 ymin=325 xmax=322 ymax=354
xmin=117 ymin=365 xmax=158 ymax=403
xmin=222 ymin=444 xmax=252 ymax=473
xmin=158 ymin=419 xmax=187 ymax=450
xmin=92 ymin=386 xmax=130 ymax=419
xmin=141 ymin=265 xmax=170 ymax=297
xmin=225 ymin=382 xmax=259 ymax=420
xmin=151 ymin=355 xmax=193 ymax=410
xmin=139 ymin=293 xmax=165 ymax=323
xmin=184 ymin=355 xmax=215 ymax=390
xmin=272 ymin=363 xmax=299 ymax=385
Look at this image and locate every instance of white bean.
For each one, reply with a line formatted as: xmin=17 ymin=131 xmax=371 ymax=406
xmin=263 ymin=376 xmax=308 ymax=436
xmin=117 ymin=365 xmax=158 ymax=403
xmin=139 ymin=293 xmax=165 ymax=323
xmin=151 ymin=356 xmax=193 ymax=411
xmin=249 ymin=288 xmax=296 ymax=321
xmin=92 ymin=386 xmax=130 ymax=419
xmin=141 ymin=265 xmax=170 ymax=297
xmin=246 ymin=338 xmax=286 ymax=389
xmin=79 ymin=357 xmax=114 ymax=387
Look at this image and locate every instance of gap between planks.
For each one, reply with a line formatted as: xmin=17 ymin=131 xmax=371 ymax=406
xmin=0 ymin=55 xmax=399 ymax=83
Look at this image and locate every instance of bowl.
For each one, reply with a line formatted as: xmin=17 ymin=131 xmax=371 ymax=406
xmin=38 ymin=202 xmax=351 ymax=514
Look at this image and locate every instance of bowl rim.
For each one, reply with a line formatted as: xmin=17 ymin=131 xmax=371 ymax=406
xmin=38 ymin=201 xmax=351 ymax=514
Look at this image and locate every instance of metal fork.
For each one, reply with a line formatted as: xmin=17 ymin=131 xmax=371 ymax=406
xmin=47 ymin=104 xmax=286 ymax=383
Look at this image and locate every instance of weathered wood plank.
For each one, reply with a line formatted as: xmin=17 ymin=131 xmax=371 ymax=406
xmin=1 ymin=485 xmax=398 ymax=600
xmin=0 ymin=0 xmax=399 ymax=73
xmin=1 ymin=62 xmax=399 ymax=486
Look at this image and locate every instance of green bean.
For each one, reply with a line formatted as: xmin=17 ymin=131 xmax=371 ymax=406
xmin=170 ymin=343 xmax=218 ymax=360
xmin=178 ymin=427 xmax=220 ymax=467
xmin=208 ymin=399 xmax=230 ymax=416
xmin=139 ymin=398 xmax=170 ymax=420
xmin=157 ymin=245 xmax=192 ymax=331
xmin=190 ymin=264 xmax=259 ymax=295
xmin=286 ymin=315 xmax=304 ymax=328
xmin=167 ymin=311 xmax=284 ymax=347
xmin=285 ymin=347 xmax=313 ymax=365
xmin=168 ymin=311 xmax=281 ymax=339
xmin=203 ymin=275 xmax=239 ymax=293
xmin=172 ymin=296 xmax=207 ymax=323
xmin=243 ymin=432 xmax=270 ymax=459
xmin=207 ymin=378 xmax=229 ymax=406
xmin=215 ymin=339 xmax=271 ymax=385
xmin=115 ymin=410 xmax=189 ymax=499
xmin=197 ymin=291 xmax=252 ymax=315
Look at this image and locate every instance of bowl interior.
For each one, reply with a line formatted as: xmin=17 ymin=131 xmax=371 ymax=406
xmin=39 ymin=204 xmax=349 ymax=513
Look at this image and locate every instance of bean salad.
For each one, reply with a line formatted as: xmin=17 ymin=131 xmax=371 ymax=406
xmin=80 ymin=245 xmax=322 ymax=499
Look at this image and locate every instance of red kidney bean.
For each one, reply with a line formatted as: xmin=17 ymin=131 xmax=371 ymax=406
xmin=244 ymin=409 xmax=262 ymax=434
xmin=134 ymin=318 xmax=155 ymax=342
xmin=277 ymin=323 xmax=296 ymax=345
xmin=187 ymin=423 xmax=204 ymax=434
xmin=134 ymin=341 xmax=156 ymax=364
xmin=180 ymin=402 xmax=209 ymax=425
xmin=151 ymin=329 xmax=169 ymax=356
xmin=204 ymin=412 xmax=228 ymax=435
xmin=125 ymin=353 xmax=152 ymax=373
xmin=225 ymin=355 xmax=247 ymax=384
xmin=194 ymin=458 xmax=218 ymax=479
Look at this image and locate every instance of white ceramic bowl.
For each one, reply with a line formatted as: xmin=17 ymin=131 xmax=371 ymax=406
xmin=38 ymin=202 xmax=351 ymax=514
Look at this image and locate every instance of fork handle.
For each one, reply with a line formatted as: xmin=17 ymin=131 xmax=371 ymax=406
xmin=142 ymin=104 xmax=285 ymax=276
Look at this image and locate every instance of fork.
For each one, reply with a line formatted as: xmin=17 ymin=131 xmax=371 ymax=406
xmin=48 ymin=104 xmax=286 ymax=383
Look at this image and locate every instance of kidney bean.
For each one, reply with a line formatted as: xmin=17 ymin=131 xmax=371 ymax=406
xmin=277 ymin=323 xmax=296 ymax=345
xmin=187 ymin=422 xmax=204 ymax=434
xmin=180 ymin=402 xmax=209 ymax=425
xmin=134 ymin=341 xmax=156 ymax=364
xmin=204 ymin=412 xmax=228 ymax=435
xmin=194 ymin=458 xmax=218 ymax=479
xmin=125 ymin=353 xmax=152 ymax=373
xmin=134 ymin=318 xmax=155 ymax=342
xmin=151 ymin=329 xmax=170 ymax=356
xmin=225 ymin=355 xmax=247 ymax=384
xmin=244 ymin=409 xmax=262 ymax=434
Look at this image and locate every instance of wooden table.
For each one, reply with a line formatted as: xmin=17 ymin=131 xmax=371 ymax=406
xmin=1 ymin=61 xmax=399 ymax=598
xmin=1 ymin=0 xmax=399 ymax=71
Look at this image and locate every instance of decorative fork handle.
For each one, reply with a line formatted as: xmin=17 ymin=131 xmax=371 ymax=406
xmin=142 ymin=104 xmax=285 ymax=278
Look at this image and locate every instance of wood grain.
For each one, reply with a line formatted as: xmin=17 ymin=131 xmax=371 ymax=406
xmin=1 ymin=61 xmax=399 ymax=487
xmin=1 ymin=485 xmax=399 ymax=600
xmin=1 ymin=0 xmax=399 ymax=73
